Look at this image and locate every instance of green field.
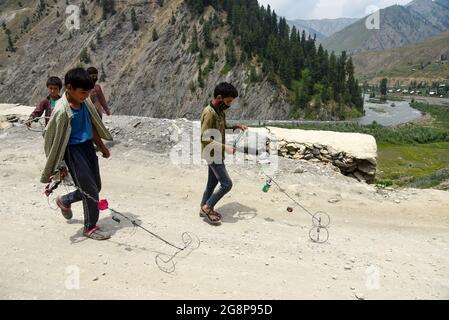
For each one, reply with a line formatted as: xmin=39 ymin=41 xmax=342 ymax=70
xmin=377 ymin=142 xmax=449 ymax=187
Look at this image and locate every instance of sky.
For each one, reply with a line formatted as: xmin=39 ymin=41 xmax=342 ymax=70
xmin=257 ymin=0 xmax=413 ymax=20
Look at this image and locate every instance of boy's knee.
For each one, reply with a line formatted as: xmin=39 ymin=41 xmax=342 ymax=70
xmin=223 ymin=179 xmax=233 ymax=192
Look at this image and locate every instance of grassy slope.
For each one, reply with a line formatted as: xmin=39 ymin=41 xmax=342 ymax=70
xmin=353 ymin=30 xmax=449 ymax=83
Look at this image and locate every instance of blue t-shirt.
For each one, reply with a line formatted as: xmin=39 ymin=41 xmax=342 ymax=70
xmin=69 ymin=102 xmax=93 ymax=145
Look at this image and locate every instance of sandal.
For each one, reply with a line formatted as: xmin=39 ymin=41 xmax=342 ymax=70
xmin=199 ymin=209 xmax=222 ymax=220
xmin=200 ymin=206 xmax=222 ymax=225
xmin=83 ymin=226 xmax=111 ymax=241
xmin=56 ymin=195 xmax=73 ymax=220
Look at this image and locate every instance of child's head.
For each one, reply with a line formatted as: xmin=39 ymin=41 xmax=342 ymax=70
xmin=86 ymin=66 xmax=99 ymax=84
xmin=213 ymin=82 xmax=239 ymax=110
xmin=64 ymin=68 xmax=94 ymax=105
xmin=47 ymin=76 xmax=63 ymax=99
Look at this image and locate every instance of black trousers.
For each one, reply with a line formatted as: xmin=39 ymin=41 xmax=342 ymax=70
xmin=62 ymin=140 xmax=101 ymax=230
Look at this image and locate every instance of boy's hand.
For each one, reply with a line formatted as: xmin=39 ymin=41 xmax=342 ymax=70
xmin=225 ymin=145 xmax=236 ymax=155
xmin=101 ymin=146 xmax=111 ymax=159
xmin=235 ymin=124 xmax=248 ymax=131
xmin=25 ymin=117 xmax=33 ymax=128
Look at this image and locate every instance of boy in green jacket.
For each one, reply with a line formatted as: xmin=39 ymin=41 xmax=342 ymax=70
xmin=200 ymin=82 xmax=247 ymax=225
xmin=42 ymin=68 xmax=113 ymax=240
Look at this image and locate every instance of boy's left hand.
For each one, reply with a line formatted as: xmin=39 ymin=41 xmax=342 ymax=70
xmin=235 ymin=125 xmax=248 ymax=131
xmin=101 ymin=146 xmax=111 ymax=159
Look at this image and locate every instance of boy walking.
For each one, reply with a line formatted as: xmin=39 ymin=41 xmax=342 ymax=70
xmin=41 ymin=68 xmax=113 ymax=240
xmin=87 ymin=67 xmax=111 ymax=119
xmin=26 ymin=76 xmax=62 ymax=127
xmin=200 ymin=82 xmax=247 ymax=225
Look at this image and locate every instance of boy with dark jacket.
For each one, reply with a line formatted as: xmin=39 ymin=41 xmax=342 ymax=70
xmin=26 ymin=76 xmax=62 ymax=127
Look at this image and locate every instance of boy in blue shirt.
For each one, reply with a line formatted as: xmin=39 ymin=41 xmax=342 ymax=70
xmin=42 ymin=68 xmax=113 ymax=240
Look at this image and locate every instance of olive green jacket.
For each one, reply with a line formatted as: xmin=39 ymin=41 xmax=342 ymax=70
xmin=40 ymin=93 xmax=113 ymax=183
xmin=201 ymin=103 xmax=232 ymax=163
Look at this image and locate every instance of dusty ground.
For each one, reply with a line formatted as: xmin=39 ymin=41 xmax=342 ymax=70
xmin=0 ymin=116 xmax=448 ymax=300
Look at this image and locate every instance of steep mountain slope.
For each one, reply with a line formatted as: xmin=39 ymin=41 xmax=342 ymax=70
xmin=0 ymin=0 xmax=291 ymax=120
xmin=352 ymin=30 xmax=449 ymax=83
xmin=322 ymin=0 xmax=449 ymax=54
xmin=0 ymin=0 xmax=365 ymax=121
xmin=287 ymin=18 xmax=358 ymax=40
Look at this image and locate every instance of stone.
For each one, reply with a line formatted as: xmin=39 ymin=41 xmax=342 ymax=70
xmin=92 ymin=277 xmax=99 ymax=281
xmin=358 ymin=161 xmax=376 ymax=175
xmin=344 ymin=265 xmax=352 ymax=270
xmin=304 ymin=154 xmax=313 ymax=160
xmin=355 ymin=292 xmax=365 ymax=300
xmin=328 ymin=198 xmax=340 ymax=204
xmin=353 ymin=171 xmax=366 ymax=182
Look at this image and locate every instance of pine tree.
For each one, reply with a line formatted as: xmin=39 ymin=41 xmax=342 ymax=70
xmin=81 ymin=1 xmax=88 ymax=16
xmin=80 ymin=48 xmax=90 ymax=63
xmin=101 ymin=0 xmax=116 ymax=20
xmin=203 ymin=21 xmax=213 ymax=49
xmin=6 ymin=32 xmax=16 ymax=52
xmin=100 ymin=63 xmax=106 ymax=82
xmin=225 ymin=38 xmax=237 ymax=67
xmin=152 ymin=28 xmax=159 ymax=41
xmin=198 ymin=67 xmax=204 ymax=88
xmin=37 ymin=0 xmax=46 ymax=19
xmin=190 ymin=26 xmax=199 ymax=53
xmin=131 ymin=8 xmax=139 ymax=31
xmin=380 ymin=78 xmax=388 ymax=96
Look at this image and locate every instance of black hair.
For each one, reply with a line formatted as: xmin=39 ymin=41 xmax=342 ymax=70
xmin=86 ymin=67 xmax=99 ymax=75
xmin=64 ymin=67 xmax=94 ymax=91
xmin=46 ymin=76 xmax=63 ymax=90
xmin=214 ymin=82 xmax=239 ymax=99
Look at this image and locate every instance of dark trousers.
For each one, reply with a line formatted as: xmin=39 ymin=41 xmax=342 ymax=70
xmin=62 ymin=140 xmax=101 ymax=230
xmin=201 ymin=163 xmax=233 ymax=209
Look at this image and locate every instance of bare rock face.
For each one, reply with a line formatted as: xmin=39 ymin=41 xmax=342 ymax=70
xmin=0 ymin=0 xmax=291 ymax=121
xmin=252 ymin=127 xmax=378 ymax=183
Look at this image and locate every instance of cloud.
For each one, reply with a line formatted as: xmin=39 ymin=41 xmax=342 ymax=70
xmin=258 ymin=0 xmax=412 ymax=19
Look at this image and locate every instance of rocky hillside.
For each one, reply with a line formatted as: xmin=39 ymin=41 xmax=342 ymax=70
xmin=0 ymin=0 xmax=291 ymax=120
xmin=322 ymin=0 xmax=449 ymax=54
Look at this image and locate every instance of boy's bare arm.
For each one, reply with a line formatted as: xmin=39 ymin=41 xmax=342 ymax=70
xmin=92 ymin=124 xmax=110 ymax=158
xmin=97 ymin=86 xmax=111 ymax=115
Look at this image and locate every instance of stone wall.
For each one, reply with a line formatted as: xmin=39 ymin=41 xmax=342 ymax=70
xmin=249 ymin=127 xmax=378 ymax=183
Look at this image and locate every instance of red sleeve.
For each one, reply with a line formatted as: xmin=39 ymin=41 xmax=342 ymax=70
xmin=30 ymin=99 xmax=46 ymax=119
xmin=97 ymin=85 xmax=110 ymax=114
